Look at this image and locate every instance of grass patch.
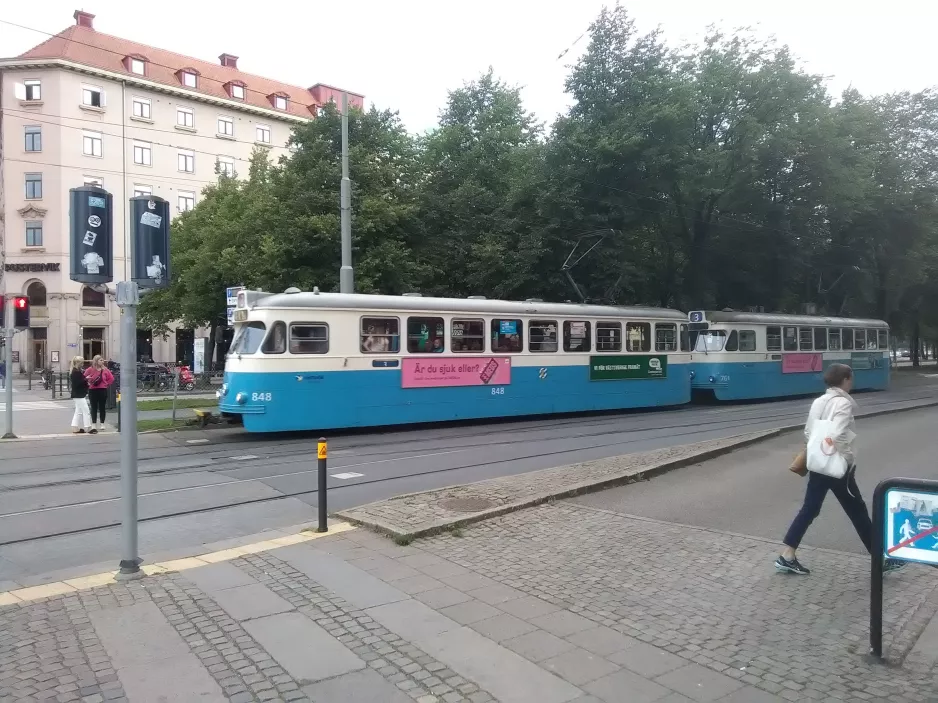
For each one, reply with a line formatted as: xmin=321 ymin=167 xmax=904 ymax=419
xmin=393 ymin=534 xmax=414 ymax=546
xmin=137 ymin=397 xmax=218 ymax=411
xmin=135 ymin=418 xmax=197 ymax=432
xmin=448 ymin=526 xmax=464 ymax=538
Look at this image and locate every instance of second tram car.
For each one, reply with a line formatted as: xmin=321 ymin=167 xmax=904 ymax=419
xmin=688 ymin=310 xmax=890 ymax=400
xmin=219 ymin=291 xmax=693 ymax=432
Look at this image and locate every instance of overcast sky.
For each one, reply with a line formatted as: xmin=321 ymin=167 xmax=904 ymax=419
xmin=2 ymin=1 xmax=936 ymax=133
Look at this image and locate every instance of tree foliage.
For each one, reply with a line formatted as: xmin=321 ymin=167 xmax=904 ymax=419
xmin=143 ymin=4 xmax=938 ymax=358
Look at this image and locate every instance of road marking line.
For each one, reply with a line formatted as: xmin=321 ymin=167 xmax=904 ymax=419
xmin=0 ymin=522 xmax=357 ymax=604
xmin=186 ymin=439 xmax=210 ymax=444
xmin=230 ymin=455 xmax=259 ymax=461
xmin=332 ymin=472 xmax=364 ymax=480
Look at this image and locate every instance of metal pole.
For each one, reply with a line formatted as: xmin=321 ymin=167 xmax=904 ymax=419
xmin=317 ymin=437 xmax=328 ymax=533
xmin=339 ymin=92 xmax=354 ymax=294
xmin=3 ymin=298 xmax=15 ymax=440
xmin=116 ymin=281 xmax=142 ymax=579
xmin=172 ymin=368 xmax=178 ymax=424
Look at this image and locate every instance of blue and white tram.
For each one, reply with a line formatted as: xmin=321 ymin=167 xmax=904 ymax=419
xmin=218 ymin=290 xmax=693 ymax=432
xmin=687 ymin=310 xmax=890 ymax=401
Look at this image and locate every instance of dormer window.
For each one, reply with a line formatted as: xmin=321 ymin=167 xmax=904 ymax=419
xmin=275 ymin=96 xmax=287 ymax=110
xmin=181 ymin=71 xmax=198 ymax=88
xmin=131 ymin=59 xmax=145 ymax=75
xmin=226 ymin=82 xmax=246 ymax=100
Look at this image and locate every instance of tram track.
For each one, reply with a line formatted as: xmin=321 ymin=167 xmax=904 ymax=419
xmin=3 ymin=388 xmax=936 ymax=484
xmin=2 ymin=393 xmax=937 ymax=548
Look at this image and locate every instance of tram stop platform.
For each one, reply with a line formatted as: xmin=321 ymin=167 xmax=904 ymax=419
xmin=3 ymin=408 xmax=938 ymax=702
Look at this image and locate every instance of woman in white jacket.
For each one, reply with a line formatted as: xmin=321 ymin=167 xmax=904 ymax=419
xmin=776 ymin=363 xmax=904 ymax=575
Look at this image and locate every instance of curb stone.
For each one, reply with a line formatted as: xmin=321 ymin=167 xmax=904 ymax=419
xmin=337 ymin=399 xmax=938 ymax=542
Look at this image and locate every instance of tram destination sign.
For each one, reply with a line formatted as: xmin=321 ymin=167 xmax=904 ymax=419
xmin=589 ymin=355 xmax=667 ymax=381
xmin=884 ymin=488 xmax=938 ymax=566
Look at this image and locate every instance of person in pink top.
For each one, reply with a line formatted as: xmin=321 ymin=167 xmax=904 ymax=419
xmin=84 ymin=355 xmax=115 ymax=434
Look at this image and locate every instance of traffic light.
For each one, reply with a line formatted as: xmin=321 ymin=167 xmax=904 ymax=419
xmin=12 ymin=297 xmax=29 ymax=329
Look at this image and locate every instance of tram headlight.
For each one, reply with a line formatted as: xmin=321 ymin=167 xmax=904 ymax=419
xmin=708 ymin=375 xmax=715 ymax=384
xmin=220 ymin=383 xmax=228 ymax=397
xmin=235 ymin=392 xmax=247 ymax=405
xmin=689 ymin=370 xmax=696 ymax=380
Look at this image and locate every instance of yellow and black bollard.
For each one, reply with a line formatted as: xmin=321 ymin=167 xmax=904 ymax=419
xmin=317 ymin=438 xmax=328 ymax=533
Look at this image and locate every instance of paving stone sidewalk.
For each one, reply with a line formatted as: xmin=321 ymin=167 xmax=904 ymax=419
xmin=6 ymin=502 xmax=935 ymax=703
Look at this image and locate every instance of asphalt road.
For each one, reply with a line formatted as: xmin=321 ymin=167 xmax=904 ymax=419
xmin=2 ymin=375 xmax=938 ymax=584
xmin=573 ymin=406 xmax=938 ymax=556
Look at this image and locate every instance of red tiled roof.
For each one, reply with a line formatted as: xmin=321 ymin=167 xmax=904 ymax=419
xmin=15 ymin=23 xmax=364 ymax=119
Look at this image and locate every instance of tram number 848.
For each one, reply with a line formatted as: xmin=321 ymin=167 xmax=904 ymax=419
xmin=251 ymin=392 xmax=272 ymax=402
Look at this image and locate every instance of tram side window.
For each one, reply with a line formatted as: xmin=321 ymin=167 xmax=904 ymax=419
xmin=452 ymin=319 xmax=485 ymax=352
xmin=739 ymin=330 xmax=757 ymax=352
xmin=262 ymin=321 xmax=286 ymax=354
xmin=361 ymin=317 xmax=400 ymax=353
xmin=290 ymin=323 xmax=329 ymax=354
xmin=842 ymin=329 xmax=854 ymax=350
xmin=854 ymin=329 xmax=866 ymax=350
xmin=680 ymin=324 xmax=690 ymax=352
xmin=814 ymin=328 xmax=828 ymax=351
xmin=563 ymin=321 xmax=591 ymax=352
xmin=829 ymin=329 xmax=842 ymax=351
xmin=799 ymin=328 xmax=813 ymax=351
xmin=783 ymin=326 xmax=798 ymax=351
xmin=596 ymin=322 xmax=622 ymax=352
xmin=626 ymin=322 xmax=651 ymax=352
xmin=766 ymin=326 xmax=782 ymax=352
xmin=655 ymin=323 xmax=678 ymax=352
xmin=230 ymin=322 xmax=266 ymax=355
xmin=407 ymin=317 xmax=445 ymax=353
xmin=491 ymin=319 xmax=523 ymax=353
xmin=866 ymin=329 xmax=878 ymax=350
xmin=878 ymin=330 xmax=888 ymax=349
xmin=724 ymin=330 xmax=739 ymax=352
xmin=529 ymin=320 xmax=559 ymax=352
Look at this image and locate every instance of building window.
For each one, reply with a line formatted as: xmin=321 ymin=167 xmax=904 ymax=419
xmin=134 ymin=185 xmax=152 ymax=197
xmin=231 ymin=84 xmax=245 ymax=100
xmin=82 ymin=85 xmax=104 ymax=108
xmin=177 ymin=107 xmax=194 ymax=128
xmin=178 ymin=191 xmax=195 ymax=212
xmin=25 ymin=125 xmax=41 ymax=152
xmin=26 ymin=281 xmax=47 ymax=307
xmin=274 ymin=95 xmax=287 ymax=110
xmin=132 ymin=97 xmax=151 ymax=119
xmin=82 ymin=288 xmax=106 ymax=308
xmin=178 ymin=149 xmax=195 ymax=173
xmin=131 ymin=58 xmax=146 ymax=75
xmin=256 ymin=125 xmax=271 ymax=143
xmin=26 ymin=221 xmax=43 ymax=247
xmin=25 ymin=173 xmax=42 ymax=199
xmin=83 ymin=131 xmax=103 ymax=157
xmin=217 ymin=116 xmax=234 ymax=136
xmin=182 ymin=71 xmax=197 ymax=88
xmin=83 ymin=176 xmax=104 ymax=187
xmin=24 ymin=79 xmax=41 ymax=101
xmin=134 ymin=142 xmax=152 ymax=166
xmin=216 ymin=157 xmax=235 ymax=177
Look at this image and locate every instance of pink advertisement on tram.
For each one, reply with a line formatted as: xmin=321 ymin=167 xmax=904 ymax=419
xmin=401 ymin=357 xmax=512 ymax=388
xmin=782 ymin=353 xmax=823 ymax=374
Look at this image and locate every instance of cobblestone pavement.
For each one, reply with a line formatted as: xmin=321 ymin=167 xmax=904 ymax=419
xmin=418 ymin=503 xmax=938 ymax=702
xmin=3 ymin=502 xmax=938 ymax=702
xmin=337 ymin=431 xmax=777 ymax=537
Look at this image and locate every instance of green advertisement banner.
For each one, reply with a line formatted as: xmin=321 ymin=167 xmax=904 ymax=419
xmin=589 ymin=355 xmax=668 ymax=381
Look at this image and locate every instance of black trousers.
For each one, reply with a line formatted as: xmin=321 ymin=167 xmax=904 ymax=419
xmin=783 ymin=467 xmax=872 ymax=554
xmin=88 ymin=388 xmax=108 ymax=424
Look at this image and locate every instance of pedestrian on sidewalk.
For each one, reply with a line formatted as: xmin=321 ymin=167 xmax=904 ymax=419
xmin=776 ymin=363 xmax=904 ymax=575
xmin=84 ymin=354 xmax=114 ymax=434
xmin=70 ymin=356 xmax=92 ymax=434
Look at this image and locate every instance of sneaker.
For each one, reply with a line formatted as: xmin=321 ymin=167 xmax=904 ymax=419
xmin=884 ymin=558 xmax=907 ymax=574
xmin=89 ymin=428 xmax=98 ymax=435
xmin=775 ymin=556 xmax=811 ymax=575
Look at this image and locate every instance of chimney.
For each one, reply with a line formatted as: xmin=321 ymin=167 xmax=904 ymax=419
xmin=74 ymin=10 xmax=95 ymax=29
xmin=219 ymin=53 xmax=239 ymax=69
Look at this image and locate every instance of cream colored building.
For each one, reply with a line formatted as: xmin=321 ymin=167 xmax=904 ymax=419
xmin=0 ymin=10 xmax=362 ymax=372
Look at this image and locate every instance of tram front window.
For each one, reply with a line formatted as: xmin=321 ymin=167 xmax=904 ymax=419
xmin=230 ymin=322 xmax=267 ymax=355
xmin=695 ymin=330 xmax=726 ymax=352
